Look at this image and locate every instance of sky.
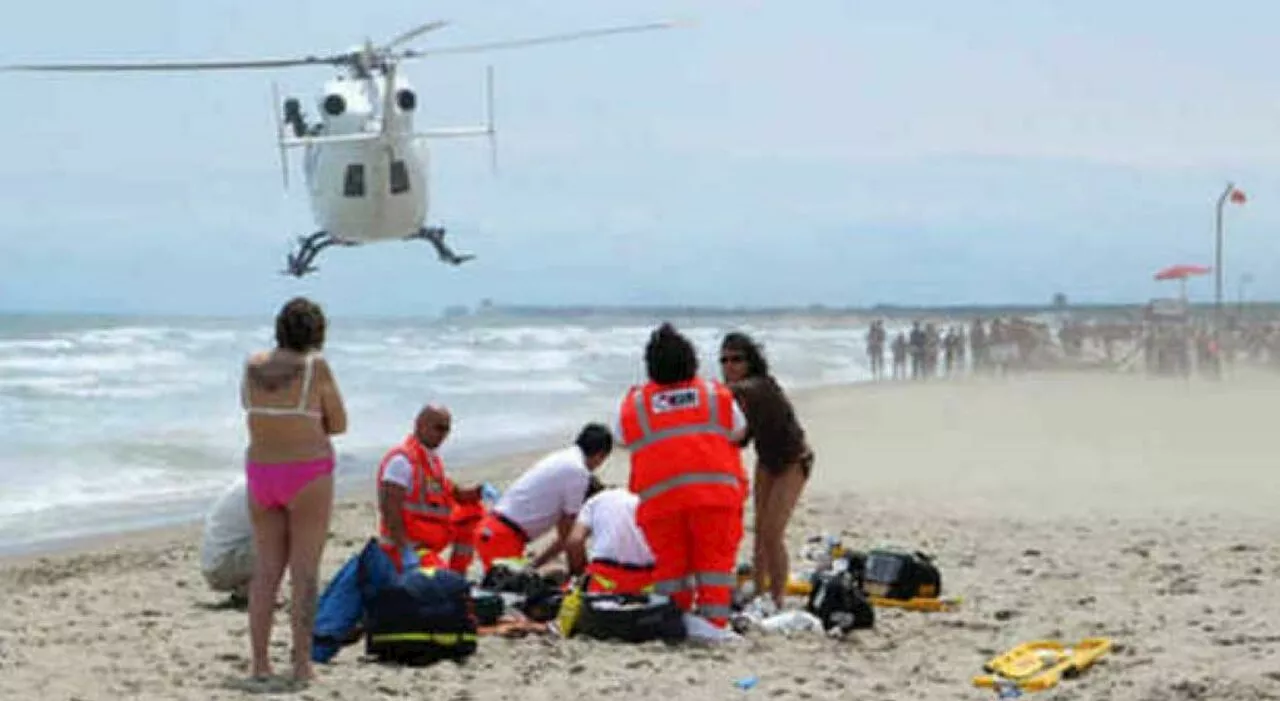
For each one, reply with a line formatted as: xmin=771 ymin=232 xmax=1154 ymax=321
xmin=1 ymin=0 xmax=1279 ymax=317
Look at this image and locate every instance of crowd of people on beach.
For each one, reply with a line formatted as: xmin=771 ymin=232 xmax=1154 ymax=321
xmin=864 ymin=316 xmax=1042 ymax=380
xmin=201 ymin=297 xmax=816 ymax=688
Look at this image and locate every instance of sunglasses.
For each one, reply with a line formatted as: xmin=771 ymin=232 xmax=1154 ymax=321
xmin=719 ymin=355 xmax=745 ymax=364
xmin=431 ymin=422 xmax=452 ymax=431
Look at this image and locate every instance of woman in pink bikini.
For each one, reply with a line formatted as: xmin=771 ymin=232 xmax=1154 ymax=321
xmin=240 ymin=297 xmax=347 ymax=686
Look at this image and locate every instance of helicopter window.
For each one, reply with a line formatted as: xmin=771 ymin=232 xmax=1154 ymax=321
xmin=390 ymin=160 xmax=410 ymax=194
xmin=343 ymin=164 xmax=366 ymax=198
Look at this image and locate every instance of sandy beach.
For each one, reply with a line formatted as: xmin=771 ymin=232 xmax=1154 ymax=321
xmin=3 ymin=370 xmax=1280 ymax=700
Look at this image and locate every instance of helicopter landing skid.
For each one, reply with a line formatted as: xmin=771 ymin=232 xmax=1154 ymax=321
xmin=407 ymin=227 xmax=476 ymax=266
xmin=281 ymin=231 xmax=357 ymax=277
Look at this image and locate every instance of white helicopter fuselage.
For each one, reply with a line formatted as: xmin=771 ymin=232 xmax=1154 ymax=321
xmin=301 ymin=73 xmax=428 ymax=243
xmin=2 ymin=17 xmax=671 ymax=275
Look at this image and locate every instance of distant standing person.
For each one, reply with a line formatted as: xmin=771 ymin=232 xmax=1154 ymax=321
xmin=866 ymin=320 xmax=887 ymax=380
xmin=240 ymin=297 xmax=347 ymax=686
xmin=891 ymin=332 xmax=908 ymax=380
xmin=719 ymin=331 xmax=814 ymax=613
xmin=909 ymin=321 xmax=926 ymax=379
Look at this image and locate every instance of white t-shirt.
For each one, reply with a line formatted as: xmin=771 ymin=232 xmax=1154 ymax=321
xmin=613 ymin=382 xmax=748 ymax=446
xmin=381 ymin=446 xmax=446 ymax=491
xmin=494 ymin=445 xmax=592 ymax=541
xmin=381 ymin=453 xmax=417 ymax=490
xmin=200 ymin=477 xmax=253 ymax=573
xmin=576 ymin=489 xmax=654 ymax=566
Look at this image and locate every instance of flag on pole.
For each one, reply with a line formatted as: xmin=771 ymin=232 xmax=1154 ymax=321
xmin=1230 ymin=187 xmax=1247 ymax=204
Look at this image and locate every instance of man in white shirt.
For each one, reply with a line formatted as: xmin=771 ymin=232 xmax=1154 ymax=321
xmin=564 ymin=487 xmax=657 ymax=594
xmin=474 ymin=423 xmax=613 ymax=573
xmin=200 ymin=477 xmax=254 ymax=603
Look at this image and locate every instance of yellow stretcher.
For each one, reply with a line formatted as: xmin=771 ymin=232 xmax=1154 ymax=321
xmin=867 ymin=595 xmax=961 ymax=612
xmin=972 ymin=638 xmax=1112 ymax=693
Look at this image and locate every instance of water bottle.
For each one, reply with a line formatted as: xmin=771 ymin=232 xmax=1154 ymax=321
xmin=554 ymin=576 xmax=587 ymax=638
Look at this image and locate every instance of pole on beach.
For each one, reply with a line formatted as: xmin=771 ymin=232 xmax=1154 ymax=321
xmin=1214 ymin=182 xmax=1247 ymax=329
xmin=1213 ymin=182 xmax=1246 ymax=378
xmin=1214 ymin=182 xmax=1231 ymax=330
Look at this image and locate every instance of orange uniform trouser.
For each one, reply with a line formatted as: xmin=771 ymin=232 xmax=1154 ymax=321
xmin=640 ymin=506 xmax=743 ymax=627
xmin=584 ymin=559 xmax=656 ymax=596
xmin=448 ymin=502 xmax=486 ymax=575
xmin=474 ymin=511 xmax=529 ymax=573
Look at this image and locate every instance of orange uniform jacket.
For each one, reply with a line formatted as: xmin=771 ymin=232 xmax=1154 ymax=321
xmin=617 ymin=378 xmax=747 ymax=522
xmin=376 ymin=434 xmax=455 ymax=552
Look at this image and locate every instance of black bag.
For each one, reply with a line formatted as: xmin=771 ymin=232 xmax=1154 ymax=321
xmin=576 ymin=593 xmax=687 ymax=644
xmin=480 ymin=563 xmax=564 ymax=622
xmin=861 ymin=548 xmax=942 ymax=600
xmin=469 ymin=587 xmax=505 ymax=626
xmin=481 ymin=563 xmax=558 ymax=598
xmin=364 ymin=567 xmax=477 ymax=666
xmin=806 ymin=568 xmax=874 ymax=633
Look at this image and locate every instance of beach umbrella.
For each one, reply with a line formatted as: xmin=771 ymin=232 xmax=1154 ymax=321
xmin=1153 ymin=264 xmax=1212 ymax=300
xmin=1153 ymin=264 xmax=1212 ymax=281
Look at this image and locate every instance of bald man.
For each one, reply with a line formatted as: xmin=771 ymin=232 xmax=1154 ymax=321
xmin=375 ymin=405 xmax=483 ymax=572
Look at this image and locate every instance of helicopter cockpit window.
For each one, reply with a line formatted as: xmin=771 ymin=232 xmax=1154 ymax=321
xmin=390 ymin=160 xmax=410 ymax=194
xmin=343 ymin=164 xmax=366 ymax=198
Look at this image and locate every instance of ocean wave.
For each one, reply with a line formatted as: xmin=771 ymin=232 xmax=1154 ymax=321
xmin=0 ymin=349 xmax=191 ymax=374
xmin=0 ymin=315 xmax=881 ymax=551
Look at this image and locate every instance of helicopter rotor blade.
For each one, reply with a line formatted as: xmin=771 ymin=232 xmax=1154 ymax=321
xmin=395 ymin=20 xmax=683 ymax=59
xmin=0 ymin=55 xmax=349 ymax=73
xmin=379 ymin=20 xmax=450 ymax=53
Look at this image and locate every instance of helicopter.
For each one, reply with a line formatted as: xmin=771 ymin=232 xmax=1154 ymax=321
xmin=0 ymin=19 xmax=678 ymax=277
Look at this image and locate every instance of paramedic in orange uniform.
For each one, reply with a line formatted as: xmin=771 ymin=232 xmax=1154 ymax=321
xmin=615 ymin=323 xmax=749 ymax=628
xmin=473 ymin=424 xmax=614 ymax=573
xmin=376 ymin=404 xmax=482 ymax=572
xmin=563 ymin=484 xmax=658 ymax=595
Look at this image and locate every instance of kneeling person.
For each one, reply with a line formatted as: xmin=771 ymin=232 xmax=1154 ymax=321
xmin=565 ymin=487 xmax=656 ymax=595
xmin=475 ymin=423 xmax=613 ymax=571
xmin=377 ymin=405 xmax=482 ymax=571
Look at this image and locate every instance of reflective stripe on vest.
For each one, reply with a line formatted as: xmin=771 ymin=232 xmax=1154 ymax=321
xmin=404 ymin=502 xmax=452 ymax=517
xmin=627 ymin=380 xmax=734 ymax=452
xmin=637 ymin=471 xmax=741 ymax=502
xmin=368 ymin=632 xmax=477 ymax=645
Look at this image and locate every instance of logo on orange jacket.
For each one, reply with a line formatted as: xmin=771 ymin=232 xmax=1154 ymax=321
xmin=651 ymin=387 xmax=700 ymax=413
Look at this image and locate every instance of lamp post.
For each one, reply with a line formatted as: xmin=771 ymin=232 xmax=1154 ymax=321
xmin=1214 ymin=182 xmax=1246 ymax=333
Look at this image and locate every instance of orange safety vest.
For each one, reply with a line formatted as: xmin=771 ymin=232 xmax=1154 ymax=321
xmin=376 ymin=434 xmax=455 ymax=551
xmin=617 ymin=378 xmax=746 ymax=522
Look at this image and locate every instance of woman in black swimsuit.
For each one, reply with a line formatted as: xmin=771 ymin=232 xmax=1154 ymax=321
xmin=719 ymin=332 xmax=814 ymax=610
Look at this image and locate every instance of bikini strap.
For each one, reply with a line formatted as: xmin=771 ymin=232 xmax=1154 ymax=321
xmin=296 ymin=353 xmax=316 ymax=412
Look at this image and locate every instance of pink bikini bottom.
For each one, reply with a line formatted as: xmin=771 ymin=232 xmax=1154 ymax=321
xmin=246 ymin=456 xmax=335 ymax=509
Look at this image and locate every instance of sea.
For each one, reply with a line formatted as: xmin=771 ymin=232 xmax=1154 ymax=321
xmin=0 ymin=311 xmax=895 ymax=556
